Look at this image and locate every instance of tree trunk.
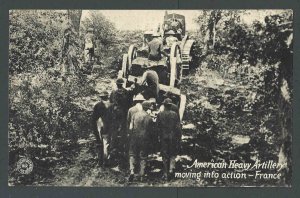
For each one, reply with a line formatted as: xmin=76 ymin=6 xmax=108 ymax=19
xmin=61 ymin=10 xmax=82 ymax=74
xmin=207 ymin=10 xmax=221 ymax=50
xmin=278 ymin=77 xmax=292 ymax=185
xmin=212 ymin=21 xmax=216 ymax=49
xmin=277 ymin=30 xmax=293 ymax=185
xmin=68 ymin=10 xmax=82 ymax=33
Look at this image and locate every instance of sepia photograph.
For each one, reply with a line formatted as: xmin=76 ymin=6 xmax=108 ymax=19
xmin=8 ymin=9 xmax=293 ymax=187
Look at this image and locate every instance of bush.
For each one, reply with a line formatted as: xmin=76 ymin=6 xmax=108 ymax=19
xmin=9 ymin=71 xmax=95 ymax=185
xmin=9 ymin=10 xmax=69 ymax=74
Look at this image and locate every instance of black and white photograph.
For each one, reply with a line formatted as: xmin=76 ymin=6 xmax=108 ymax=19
xmin=8 ymin=9 xmax=293 ymax=187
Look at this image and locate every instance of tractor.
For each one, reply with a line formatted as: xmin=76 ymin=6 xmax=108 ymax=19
xmin=162 ymin=12 xmax=196 ymax=72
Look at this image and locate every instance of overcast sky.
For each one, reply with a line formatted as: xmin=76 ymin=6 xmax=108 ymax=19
xmin=81 ymin=10 xmax=290 ymax=31
xmin=82 ymin=10 xmax=200 ymax=31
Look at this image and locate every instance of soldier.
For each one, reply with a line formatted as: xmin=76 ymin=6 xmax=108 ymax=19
xmin=109 ymin=78 xmax=130 ymax=166
xmin=160 ymin=93 xmax=179 ymax=116
xmin=148 ymin=98 xmax=157 ymax=112
xmin=157 ymin=98 xmax=182 ymax=181
xmin=84 ymin=28 xmax=96 ymax=63
xmin=128 ymin=101 xmax=153 ymax=182
xmin=148 ymin=32 xmax=169 ymax=61
xmin=165 ymin=30 xmax=178 ymax=48
xmin=147 ymin=97 xmax=160 ymax=154
xmin=141 ymin=31 xmax=153 ymax=51
xmin=91 ymin=91 xmax=111 ymax=166
xmin=127 ymin=94 xmax=145 ymax=131
xmin=170 ymin=18 xmax=183 ymax=35
xmin=140 ymin=70 xmax=160 ymax=100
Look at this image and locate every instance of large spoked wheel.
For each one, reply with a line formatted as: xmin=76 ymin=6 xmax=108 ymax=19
xmin=127 ymin=44 xmax=138 ymax=72
xmin=169 ymin=43 xmax=182 ymax=87
xmin=188 ymin=41 xmax=197 ymax=70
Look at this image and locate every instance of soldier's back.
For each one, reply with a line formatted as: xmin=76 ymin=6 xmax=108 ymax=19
xmin=127 ymin=104 xmax=142 ymax=126
xmin=128 ymin=104 xmax=142 ymax=118
xmin=93 ymin=100 xmax=109 ymax=119
xmin=111 ymin=88 xmax=129 ymax=108
xmin=148 ymin=38 xmax=162 ymax=58
xmin=157 ymin=110 xmax=179 ymax=137
xmin=131 ymin=111 xmax=152 ymax=137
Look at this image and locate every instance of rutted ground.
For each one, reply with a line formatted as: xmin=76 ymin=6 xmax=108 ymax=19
xmin=38 ymin=64 xmax=280 ymax=187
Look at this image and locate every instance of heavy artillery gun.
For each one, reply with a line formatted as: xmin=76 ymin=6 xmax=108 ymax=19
xmin=117 ymin=12 xmax=196 ymax=121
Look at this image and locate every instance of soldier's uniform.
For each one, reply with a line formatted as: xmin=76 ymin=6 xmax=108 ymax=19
xmin=170 ymin=19 xmax=183 ymax=35
xmin=127 ymin=94 xmax=145 ymax=130
xmin=91 ymin=91 xmax=111 ymax=166
xmin=148 ymin=33 xmax=166 ymax=61
xmin=165 ymin=30 xmax=178 ymax=48
xmin=109 ymin=78 xmax=130 ymax=166
xmin=84 ymin=28 xmax=96 ymax=63
xmin=160 ymin=93 xmax=180 ymax=116
xmin=141 ymin=70 xmax=160 ymax=100
xmin=157 ymin=98 xmax=181 ymax=180
xmin=128 ymin=101 xmax=153 ymax=182
xmin=160 ymin=102 xmax=179 ymax=116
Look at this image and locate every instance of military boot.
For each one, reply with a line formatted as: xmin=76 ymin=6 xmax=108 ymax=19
xmin=139 ymin=159 xmax=146 ymax=182
xmin=162 ymin=158 xmax=170 ymax=181
xmin=95 ymin=143 xmax=104 ymax=167
xmin=128 ymin=156 xmax=135 ymax=182
xmin=169 ymin=156 xmax=176 ymax=180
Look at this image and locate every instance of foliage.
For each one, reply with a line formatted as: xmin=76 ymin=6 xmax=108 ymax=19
xmin=80 ymin=11 xmax=117 ymax=53
xmin=9 ymin=10 xmax=68 ymax=74
xmin=196 ymin=10 xmax=292 ymax=66
xmin=8 ymin=10 xmax=293 ymax=186
xmin=79 ymin=12 xmax=143 ymax=70
xmin=195 ymin=10 xmax=293 ymax=103
xmin=9 ymin=71 xmax=95 ymax=185
xmin=194 ymin=10 xmax=293 ymax=184
xmin=195 ymin=10 xmax=244 ymax=50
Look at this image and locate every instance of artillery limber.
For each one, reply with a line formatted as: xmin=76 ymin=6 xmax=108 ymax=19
xmin=118 ymin=36 xmax=186 ymax=120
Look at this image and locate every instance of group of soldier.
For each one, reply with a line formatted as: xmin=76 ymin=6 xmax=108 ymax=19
xmin=92 ymin=78 xmax=182 ymax=182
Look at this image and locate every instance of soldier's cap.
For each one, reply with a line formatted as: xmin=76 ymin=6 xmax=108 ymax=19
xmin=142 ymin=101 xmax=152 ymax=110
xmin=165 ymin=30 xmax=176 ymax=35
xmin=152 ymin=32 xmax=161 ymax=37
xmin=133 ymin=94 xmax=145 ymax=101
xmin=149 ymin=98 xmax=156 ymax=103
xmin=163 ymin=98 xmax=173 ymax=105
xmin=100 ymin=91 xmax=109 ymax=97
xmin=116 ymin=78 xmax=124 ymax=84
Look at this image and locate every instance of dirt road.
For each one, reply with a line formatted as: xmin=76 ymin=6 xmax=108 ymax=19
xmin=40 ymin=66 xmax=280 ymax=187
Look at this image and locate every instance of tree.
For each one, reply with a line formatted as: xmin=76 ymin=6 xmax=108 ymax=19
xmin=195 ymin=10 xmax=293 ymax=185
xmin=60 ymin=10 xmax=82 ymax=74
xmin=196 ymin=10 xmax=243 ymax=52
xmin=207 ymin=10 xmax=221 ymax=49
xmin=68 ymin=10 xmax=82 ymax=33
xmin=263 ymin=12 xmax=293 ymax=185
xmin=9 ymin=10 xmax=69 ymax=74
xmin=80 ymin=11 xmax=117 ymax=63
xmin=81 ymin=11 xmax=116 ymax=47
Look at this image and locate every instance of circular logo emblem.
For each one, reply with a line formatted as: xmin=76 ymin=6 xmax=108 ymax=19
xmin=16 ymin=158 xmax=33 ymax=175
